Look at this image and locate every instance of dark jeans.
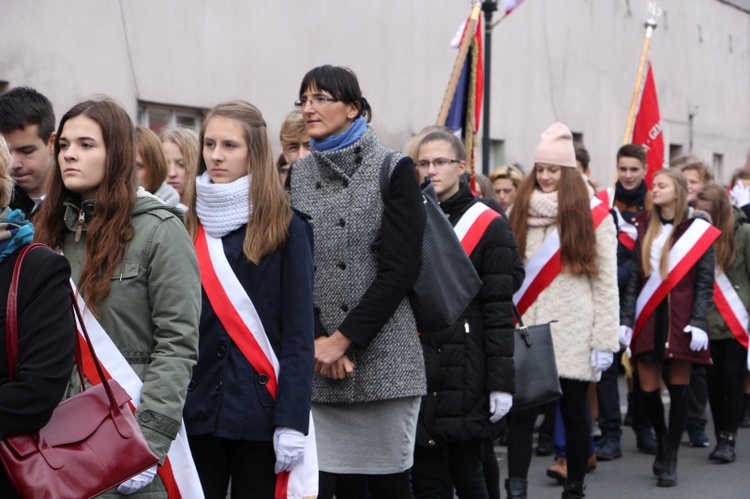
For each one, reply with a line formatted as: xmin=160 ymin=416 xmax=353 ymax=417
xmin=319 ymin=470 xmax=414 ymax=499
xmin=597 ymin=351 xmax=623 ymax=440
xmin=688 ymin=365 xmax=709 ymax=427
xmin=707 ymin=339 xmax=747 ymax=434
xmin=412 ymin=442 xmax=489 ymax=499
xmin=188 ymin=435 xmax=276 ymax=499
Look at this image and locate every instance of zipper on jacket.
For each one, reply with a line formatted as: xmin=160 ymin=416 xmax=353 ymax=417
xmin=74 ymin=209 xmax=85 ymax=242
xmin=464 ymin=321 xmax=470 ymax=334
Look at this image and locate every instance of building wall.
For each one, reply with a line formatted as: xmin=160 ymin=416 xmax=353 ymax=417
xmin=1 ymin=0 xmax=748 ymax=186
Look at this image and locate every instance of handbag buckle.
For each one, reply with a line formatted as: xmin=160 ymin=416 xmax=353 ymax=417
xmin=518 ymin=326 xmax=533 ymax=348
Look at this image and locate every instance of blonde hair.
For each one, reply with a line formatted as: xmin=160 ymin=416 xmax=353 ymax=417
xmin=279 ymin=110 xmax=308 ymax=151
xmin=641 ymin=169 xmax=689 ymax=278
xmin=186 ymin=100 xmax=291 ymax=264
xmin=0 ymin=136 xmax=13 ymax=207
xmin=160 ymin=127 xmax=199 ymax=202
xmin=490 ymin=165 xmax=524 ymax=189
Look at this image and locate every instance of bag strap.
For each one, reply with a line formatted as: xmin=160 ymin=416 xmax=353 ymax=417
xmin=378 ymin=152 xmax=395 ymax=205
xmin=5 ymin=243 xmax=122 ymax=413
xmin=5 ymin=243 xmax=47 ymax=381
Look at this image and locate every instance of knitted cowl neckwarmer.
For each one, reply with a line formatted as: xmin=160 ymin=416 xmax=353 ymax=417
xmin=195 ymin=171 xmax=252 ymax=237
xmin=527 ymin=189 xmax=558 ymax=227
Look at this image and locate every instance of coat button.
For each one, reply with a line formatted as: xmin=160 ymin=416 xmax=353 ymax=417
xmin=315 ymin=181 xmax=322 ymax=189
xmin=338 ymin=218 xmax=346 ymax=227
xmin=314 ymin=306 xmax=321 ymax=315
xmin=428 ymin=439 xmax=436 ymax=446
xmin=217 ymin=346 xmax=226 ymax=358
xmin=354 ymin=156 xmax=362 ymax=165
xmin=187 ymin=380 xmax=196 ymax=391
xmin=432 ymin=391 xmax=437 ymax=397
xmin=216 ymin=379 xmax=223 ymax=391
xmin=341 ymin=304 xmax=349 ymax=312
xmin=140 ymin=412 xmax=152 ymax=423
xmin=258 ymin=373 xmax=269 ymax=385
xmin=354 ymin=146 xmax=362 ymax=154
xmin=338 ymin=261 xmax=347 ymax=270
xmin=342 ymin=180 xmax=349 ymax=188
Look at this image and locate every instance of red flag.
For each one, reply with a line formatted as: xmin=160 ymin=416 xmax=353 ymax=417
xmin=632 ymin=62 xmax=664 ymax=187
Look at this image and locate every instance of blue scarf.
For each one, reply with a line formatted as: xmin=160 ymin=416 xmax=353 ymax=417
xmin=310 ymin=117 xmax=367 ymax=152
xmin=0 ymin=208 xmax=35 ymax=264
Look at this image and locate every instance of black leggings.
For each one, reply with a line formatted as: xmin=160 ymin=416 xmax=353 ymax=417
xmin=318 ymin=470 xmax=414 ymax=499
xmin=507 ymin=378 xmax=590 ymax=482
xmin=707 ymin=339 xmax=747 ymax=434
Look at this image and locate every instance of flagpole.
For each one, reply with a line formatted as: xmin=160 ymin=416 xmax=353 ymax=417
xmin=480 ymin=1 xmax=497 ymax=176
xmin=436 ymin=3 xmax=482 ymax=126
xmin=621 ymin=2 xmax=661 ymax=145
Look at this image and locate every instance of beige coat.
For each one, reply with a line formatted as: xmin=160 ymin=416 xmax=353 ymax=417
xmin=521 ymin=216 xmax=620 ymax=381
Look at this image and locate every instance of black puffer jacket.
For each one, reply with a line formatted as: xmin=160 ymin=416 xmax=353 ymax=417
xmin=417 ymin=183 xmax=524 ymax=445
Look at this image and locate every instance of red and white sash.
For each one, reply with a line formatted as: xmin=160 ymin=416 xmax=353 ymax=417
xmin=633 ymin=219 xmax=721 ymax=335
xmin=195 ymin=225 xmax=318 ymax=499
xmin=454 ymin=202 xmax=501 ymax=256
xmin=597 ymin=188 xmax=637 ymax=250
xmin=69 ymin=281 xmax=204 ymax=499
xmin=714 ymin=271 xmax=749 ymax=348
xmin=513 ymin=198 xmax=611 ymax=315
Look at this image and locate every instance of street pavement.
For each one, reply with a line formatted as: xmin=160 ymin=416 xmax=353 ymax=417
xmin=490 ymin=375 xmax=750 ymax=498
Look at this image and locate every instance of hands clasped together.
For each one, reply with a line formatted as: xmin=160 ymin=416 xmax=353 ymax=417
xmin=314 ymin=330 xmax=355 ymax=380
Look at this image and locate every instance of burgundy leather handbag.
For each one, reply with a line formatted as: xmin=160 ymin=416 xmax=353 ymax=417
xmin=0 ymin=243 xmax=159 ymax=498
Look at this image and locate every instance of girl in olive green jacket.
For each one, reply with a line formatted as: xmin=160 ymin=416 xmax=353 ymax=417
xmin=34 ymin=97 xmax=201 ymax=498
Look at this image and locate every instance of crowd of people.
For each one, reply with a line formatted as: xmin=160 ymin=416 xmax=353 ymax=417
xmin=0 ymin=64 xmax=748 ymax=499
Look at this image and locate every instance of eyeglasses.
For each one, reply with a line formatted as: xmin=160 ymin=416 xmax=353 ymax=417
xmin=415 ymin=158 xmax=462 ymax=169
xmin=294 ymin=94 xmax=339 ymax=109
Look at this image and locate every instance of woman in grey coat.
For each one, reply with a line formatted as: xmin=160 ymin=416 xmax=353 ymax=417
xmin=289 ymin=65 xmax=426 ymax=499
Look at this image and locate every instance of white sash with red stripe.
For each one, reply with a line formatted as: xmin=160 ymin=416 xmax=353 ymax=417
xmin=513 ymin=198 xmax=611 ymax=315
xmin=195 ymin=226 xmax=318 ymax=499
xmin=597 ymin=188 xmax=637 ymax=250
xmin=634 ymin=219 xmax=721 ymax=335
xmin=69 ymin=281 xmax=204 ymax=499
xmin=453 ymin=202 xmax=500 ymax=256
xmin=714 ymin=271 xmax=749 ymax=348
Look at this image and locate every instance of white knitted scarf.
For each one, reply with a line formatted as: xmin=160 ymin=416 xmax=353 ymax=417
xmin=527 ymin=189 xmax=558 ymax=226
xmin=195 ymin=171 xmax=252 ymax=237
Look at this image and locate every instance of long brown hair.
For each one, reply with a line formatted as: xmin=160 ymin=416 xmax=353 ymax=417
xmin=185 ymin=100 xmax=291 ymax=263
xmin=34 ymin=97 xmax=136 ymax=314
xmin=509 ymin=165 xmax=598 ymax=275
xmin=697 ymin=183 xmax=735 ymax=272
xmin=641 ymin=169 xmax=688 ymax=278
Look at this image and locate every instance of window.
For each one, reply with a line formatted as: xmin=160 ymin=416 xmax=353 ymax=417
xmin=138 ymin=102 xmax=203 ymax=134
xmin=713 ymin=153 xmax=724 ymax=181
xmin=489 ymin=139 xmax=505 ymax=174
xmin=669 ymin=144 xmax=684 ymax=164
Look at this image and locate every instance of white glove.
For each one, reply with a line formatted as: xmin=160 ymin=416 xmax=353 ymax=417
xmin=489 ymin=391 xmax=513 ymax=422
xmin=273 ymin=426 xmax=306 ymax=474
xmin=590 ymin=349 xmax=614 ymax=373
xmin=683 ymin=325 xmax=709 ymax=351
xmin=117 ymin=465 xmax=157 ymax=495
xmin=619 ymin=325 xmax=634 ymax=349
xmin=730 ymin=181 xmax=750 ymax=207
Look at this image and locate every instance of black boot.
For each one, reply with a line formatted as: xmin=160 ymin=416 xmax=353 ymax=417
xmin=504 ymin=478 xmax=528 ymax=499
xmin=708 ymin=432 xmax=736 ymax=463
xmin=652 ymin=435 xmax=668 ymax=476
xmin=562 ymin=480 xmax=586 ymax=498
xmin=657 ymin=451 xmax=677 ymax=487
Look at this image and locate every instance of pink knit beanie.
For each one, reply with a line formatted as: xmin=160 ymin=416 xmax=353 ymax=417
xmin=534 ymin=122 xmax=577 ymax=168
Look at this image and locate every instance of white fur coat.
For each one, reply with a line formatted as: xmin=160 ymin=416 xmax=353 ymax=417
xmin=521 ymin=215 xmax=620 ymax=382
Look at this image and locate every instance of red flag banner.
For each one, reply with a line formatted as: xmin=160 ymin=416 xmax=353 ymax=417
xmin=632 ymin=62 xmax=664 ymax=187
